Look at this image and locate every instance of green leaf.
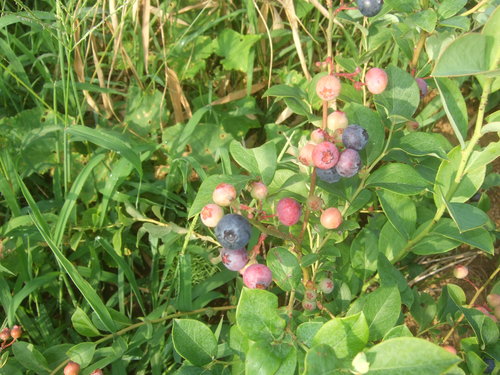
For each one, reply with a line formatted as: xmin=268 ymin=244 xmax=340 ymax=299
xmin=383 ymin=325 xmax=413 ymax=340
xmin=172 ymin=319 xmax=218 ymax=366
xmin=437 ymin=284 xmax=465 ymax=322
xmin=437 ymin=0 xmax=466 ymax=19
xmin=266 ymin=247 xmax=301 ymax=292
xmin=312 ymin=312 xmax=369 ymax=360
xmin=434 ymin=78 xmax=468 ymax=148
xmin=434 ymin=219 xmax=494 ymax=254
xmin=216 ymin=29 xmax=261 ymax=72
xmin=263 ymin=84 xmax=307 ymax=100
xmin=12 ymin=342 xmax=50 ymax=374
xmin=374 ymin=66 xmax=420 ymax=123
xmin=303 ymin=344 xmax=343 ymax=375
xmin=366 ymin=163 xmax=430 ymax=195
xmin=365 ymin=338 xmax=460 ymax=374
xmin=350 ymin=228 xmax=378 ymax=281
xmin=377 ymin=190 xmax=416 ymax=239
xmin=244 ymin=342 xmax=281 ymax=375
xmin=344 ymin=103 xmax=385 ymax=164
xmin=407 ymin=9 xmax=437 ymax=33
xmin=174 ymin=106 xmax=211 ymax=156
xmin=236 ymin=288 xmax=286 ymax=342
xmin=410 ymin=291 xmax=437 ymax=332
xmin=66 ymin=126 xmax=142 ymax=177
xmin=188 ymin=174 xmax=252 ymax=218
xmin=482 ymin=6 xmax=500 ymax=71
xmin=71 ymin=307 xmax=101 ymax=337
xmin=362 ymin=286 xmax=401 ymax=341
xmin=465 ymin=141 xmax=500 ymax=173
xmin=379 ymin=221 xmax=407 ymax=261
xmin=378 ymin=253 xmax=414 ymax=308
xmin=66 ymin=342 xmax=96 ymax=368
xmin=297 ymin=322 xmax=323 ymax=348
xmin=396 ymin=132 xmax=449 ymax=159
xmin=432 ymin=33 xmax=497 ymax=77
xmin=481 ymin=122 xmax=500 ymax=134
xmin=444 ymin=202 xmax=490 ymax=232
xmin=411 ymin=233 xmax=461 ymax=255
xmin=229 ymin=140 xmax=277 ymax=184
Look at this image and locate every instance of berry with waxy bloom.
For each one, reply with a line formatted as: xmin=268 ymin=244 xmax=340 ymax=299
xmin=453 ymin=265 xmax=468 ymax=279
xmin=250 ymin=182 xmax=268 ymax=200
xmin=212 ymin=183 xmax=237 ymax=207
xmin=357 ymin=0 xmax=383 ymax=17
xmin=307 ymin=195 xmax=323 ymax=211
xmin=311 ymin=129 xmax=326 ymax=144
xmin=220 ymin=248 xmax=248 ymax=271
xmin=316 ymin=75 xmax=341 ymax=101
xmin=200 ymin=204 xmax=224 ymax=227
xmin=0 ymin=328 xmax=10 ymax=341
xmin=316 ymin=167 xmax=342 ymax=183
xmin=298 ymin=143 xmax=316 ymax=166
xmin=327 ymin=111 xmax=348 ymax=132
xmin=305 ymin=290 xmax=317 ymax=301
xmin=243 ymin=264 xmax=273 ymax=289
xmin=302 ymin=300 xmax=317 ymax=311
xmin=320 ymin=207 xmax=343 ymax=229
xmin=312 ymin=141 xmax=340 ymax=169
xmin=276 ymin=197 xmax=302 ymax=226
xmin=336 ymin=148 xmax=361 ymax=178
xmin=318 ymin=278 xmax=334 ymax=294
xmin=365 ymin=67 xmax=388 ymax=94
xmin=215 ymin=214 xmax=252 ymax=250
xmin=64 ymin=362 xmax=81 ymax=375
xmin=487 ymin=294 xmax=500 ymax=308
xmin=342 ymin=125 xmax=369 ymax=151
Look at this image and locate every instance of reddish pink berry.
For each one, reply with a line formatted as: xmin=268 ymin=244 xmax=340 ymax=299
xmin=311 ymin=129 xmax=326 ymax=144
xmin=305 ymin=290 xmax=317 ymax=301
xmin=250 ymin=182 xmax=268 ymax=200
xmin=10 ymin=325 xmax=21 ymax=339
xmin=307 ymin=196 xmax=323 ymax=211
xmin=243 ymin=264 xmax=273 ymax=289
xmin=298 ymin=143 xmax=316 ymax=166
xmin=365 ymin=68 xmax=388 ymax=94
xmin=0 ymin=328 xmax=10 ymax=341
xmin=64 ymin=362 xmax=81 ymax=375
xmin=220 ymin=248 xmax=248 ymax=271
xmin=442 ymin=345 xmax=457 ymax=355
xmin=90 ymin=370 xmax=103 ymax=375
xmin=327 ymin=111 xmax=348 ymax=132
xmin=320 ymin=207 xmax=343 ymax=229
xmin=212 ymin=183 xmax=237 ymax=207
xmin=487 ymin=294 xmax=500 ymax=308
xmin=318 ymin=278 xmax=334 ymax=294
xmin=200 ymin=204 xmax=224 ymax=227
xmin=312 ymin=141 xmax=339 ymax=169
xmin=276 ymin=197 xmax=302 ymax=226
xmin=453 ymin=265 xmax=468 ymax=279
xmin=302 ymin=300 xmax=317 ymax=311
xmin=316 ymin=75 xmax=341 ymax=101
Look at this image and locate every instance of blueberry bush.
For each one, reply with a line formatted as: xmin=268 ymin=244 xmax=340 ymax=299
xmin=0 ymin=0 xmax=499 ymax=374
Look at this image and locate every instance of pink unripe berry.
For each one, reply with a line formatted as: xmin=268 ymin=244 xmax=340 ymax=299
xmin=64 ymin=362 xmax=81 ymax=375
xmin=220 ymin=248 xmax=248 ymax=271
xmin=312 ymin=141 xmax=339 ymax=169
xmin=201 ymin=204 xmax=224 ymax=227
xmin=243 ymin=264 xmax=273 ymax=289
xmin=318 ymin=278 xmax=334 ymax=294
xmin=307 ymin=195 xmax=323 ymax=211
xmin=365 ymin=68 xmax=388 ymax=94
xmin=453 ymin=265 xmax=468 ymax=279
xmin=212 ymin=183 xmax=237 ymax=207
xmin=305 ymin=290 xmax=317 ymax=301
xmin=90 ymin=370 xmax=104 ymax=375
xmin=327 ymin=111 xmax=348 ymax=132
xmin=487 ymin=294 xmax=500 ymax=308
xmin=10 ymin=325 xmax=21 ymax=339
xmin=276 ymin=197 xmax=302 ymax=226
xmin=298 ymin=143 xmax=316 ymax=166
xmin=320 ymin=207 xmax=343 ymax=229
xmin=302 ymin=299 xmax=317 ymax=311
xmin=311 ymin=129 xmax=326 ymax=144
xmin=442 ymin=345 xmax=457 ymax=355
xmin=0 ymin=328 xmax=10 ymax=341
xmin=250 ymin=182 xmax=268 ymax=200
xmin=316 ymin=75 xmax=342 ymax=101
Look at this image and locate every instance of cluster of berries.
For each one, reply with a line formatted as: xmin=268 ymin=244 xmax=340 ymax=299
xmin=201 ymin=183 xmax=273 ymax=289
xmin=0 ymin=325 xmax=21 ymax=351
xmin=64 ymin=361 xmax=103 ymax=375
xmin=302 ymin=278 xmax=335 ymax=310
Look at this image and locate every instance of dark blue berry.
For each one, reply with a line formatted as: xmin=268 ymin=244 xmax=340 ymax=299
xmin=342 ymin=124 xmax=369 ymax=151
xmin=484 ymin=358 xmax=495 ymax=374
xmin=357 ymin=0 xmax=383 ymax=17
xmin=316 ymin=167 xmax=342 ymax=183
xmin=215 ymin=214 xmax=252 ymax=250
xmin=336 ymin=148 xmax=361 ymax=177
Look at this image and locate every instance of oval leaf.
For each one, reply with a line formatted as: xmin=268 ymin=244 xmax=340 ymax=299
xmin=172 ymin=319 xmax=217 ymax=367
xmin=266 ymin=247 xmax=301 ymax=292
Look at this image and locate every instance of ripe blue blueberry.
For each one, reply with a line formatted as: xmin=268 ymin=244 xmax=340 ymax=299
xmin=357 ymin=0 xmax=383 ymax=17
xmin=336 ymin=148 xmax=361 ymax=177
xmin=215 ymin=214 xmax=252 ymax=250
xmin=484 ymin=358 xmax=495 ymax=374
xmin=342 ymin=124 xmax=369 ymax=151
xmin=316 ymin=166 xmax=342 ymax=183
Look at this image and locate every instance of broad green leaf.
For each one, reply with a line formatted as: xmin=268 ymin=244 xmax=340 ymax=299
xmin=263 ymin=84 xmax=307 ymax=99
xmin=411 ymin=234 xmax=461 ymax=255
xmin=366 ymin=338 xmax=460 ymax=374
xmin=188 ymin=174 xmax=252 ymax=218
xmin=481 ymin=122 xmax=500 ymax=134
xmin=432 ymin=33 xmax=497 ymax=77
xmin=312 ymin=312 xmax=369 ymax=360
xmin=236 ymin=288 xmax=286 ymax=342
xmin=66 ymin=342 xmax=96 ymax=368
xmin=303 ymin=344 xmax=343 ymax=375
xmin=383 ymin=325 xmax=413 ymax=340
xmin=377 ymin=190 xmax=416 ymax=239
xmin=434 ymin=78 xmax=468 ymax=148
xmin=71 ymin=307 xmax=101 ymax=337
xmin=437 ymin=284 xmax=465 ymax=322
xmin=384 ymin=0 xmax=420 ymax=13
xmin=437 ymin=0 xmax=466 ymax=19
xmin=362 ymin=286 xmax=401 ymax=340
xmin=465 ymin=141 xmax=500 ymax=173
xmin=229 ymin=325 xmax=249 ymax=355
xmin=444 ymin=202 xmax=490 ymax=232
xmin=434 ymin=219 xmax=494 ymax=254
xmin=12 ymin=342 xmax=50 ymax=374
xmin=229 ymin=140 xmax=277 ymax=184
xmin=266 ymin=247 xmax=301 ymax=292
xmin=482 ymin=6 xmax=500 ymax=71
xmin=172 ymin=319 xmax=217 ymax=366
xmin=275 ymin=345 xmax=297 ymax=375
xmin=244 ymin=342 xmax=281 ymax=375
xmin=216 ymin=29 xmax=261 ymax=72
xmin=378 ymin=253 xmax=414 ymax=308
xmin=344 ymin=103 xmax=385 ymax=164
xmin=438 ymin=16 xmax=470 ymax=31
xmin=464 ymin=351 xmax=487 ymax=375
xmin=410 ymin=291 xmax=437 ymax=332
xmin=174 ymin=106 xmax=211 ymax=156
xmin=396 ymin=132 xmax=449 ymax=159
xmin=366 ymin=163 xmax=430 ymax=195
xmin=297 ymin=322 xmax=323 ymax=348
xmin=379 ymin=221 xmax=406 ymax=261
xmin=66 ymin=126 xmax=142 ymax=177
xmin=350 ymin=228 xmax=378 ymax=281
xmin=374 ymin=66 xmax=420 ymax=123
xmin=407 ymin=9 xmax=437 ymax=33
